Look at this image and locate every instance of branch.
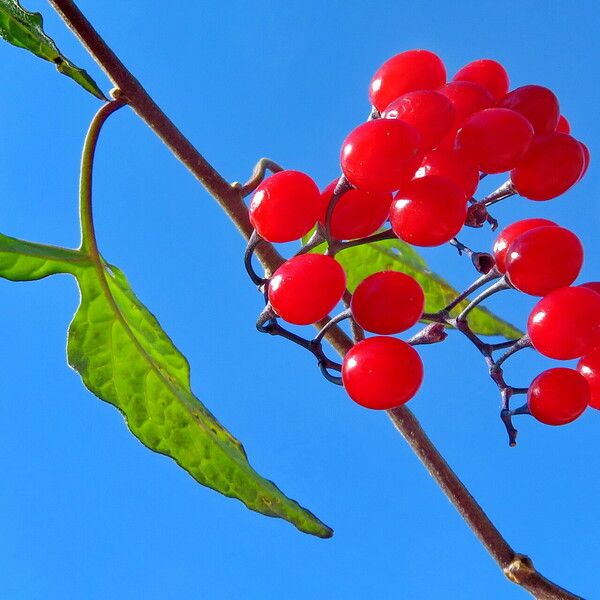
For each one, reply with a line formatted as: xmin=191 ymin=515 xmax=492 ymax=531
xmin=49 ymin=0 xmax=281 ymax=276
xmin=48 ymin=2 xmax=582 ymax=597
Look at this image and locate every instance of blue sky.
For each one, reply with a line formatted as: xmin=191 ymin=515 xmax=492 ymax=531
xmin=1 ymin=1 xmax=599 ymax=598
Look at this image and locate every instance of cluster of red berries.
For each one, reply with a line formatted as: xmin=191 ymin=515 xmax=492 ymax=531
xmin=492 ymin=219 xmax=599 ymax=425
xmin=245 ymin=49 xmax=594 ymax=436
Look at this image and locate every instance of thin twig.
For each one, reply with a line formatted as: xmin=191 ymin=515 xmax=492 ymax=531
xmin=450 ymin=238 xmax=496 ymax=274
xmin=332 ymin=227 xmax=396 ymax=254
xmin=455 ymin=276 xmax=511 ymax=324
xmin=235 ymin=157 xmax=284 ymax=196
xmin=48 ymin=2 xmax=582 ymax=597
xmin=407 ymin=323 xmax=448 ymax=346
xmin=324 ymin=175 xmax=352 ymax=244
xmin=244 ymin=230 xmax=268 ymax=286
xmin=494 ymin=335 xmax=533 ymax=371
xmin=482 ymin=180 xmax=517 ymax=207
xmin=297 ymin=227 xmax=327 ymax=255
xmin=341 ymin=291 xmax=365 ymax=343
xmin=313 ymin=308 xmax=352 ymax=344
xmin=443 ymin=268 xmax=501 ymax=315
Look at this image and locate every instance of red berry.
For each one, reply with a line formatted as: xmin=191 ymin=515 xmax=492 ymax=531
xmin=528 ymin=368 xmax=589 ymax=425
xmin=318 ymin=181 xmax=391 ymax=240
xmin=497 ymin=85 xmax=560 ymax=134
xmin=492 ymin=218 xmax=558 ymax=273
xmin=436 ymin=81 xmax=494 ymax=149
xmin=342 ymin=336 xmax=423 ymax=409
xmin=383 ymin=90 xmax=455 ymax=150
xmin=340 ymin=119 xmax=422 ymax=193
xmin=413 ymin=149 xmax=480 ymax=198
xmin=390 ymin=176 xmax=467 ymax=247
xmin=268 ymin=254 xmax=346 ymax=325
xmin=577 ymin=350 xmax=600 ymax=410
xmin=438 ymin=81 xmax=494 ymax=123
xmin=249 ymin=170 xmax=321 ymax=243
xmin=351 ymin=271 xmax=425 ymax=334
xmin=579 ymin=283 xmax=600 ymax=354
xmin=455 ymin=108 xmax=534 ymax=173
xmin=511 ymin=132 xmax=585 ymax=200
xmin=578 ymin=141 xmax=590 ymax=182
xmin=556 ymin=115 xmax=571 ymax=134
xmin=581 ymin=281 xmax=600 ymax=296
xmin=505 ymin=226 xmax=583 ymax=296
xmin=369 ymin=50 xmax=446 ymax=112
xmin=528 ymin=286 xmax=600 ymax=360
xmin=452 ymin=59 xmax=509 ymax=101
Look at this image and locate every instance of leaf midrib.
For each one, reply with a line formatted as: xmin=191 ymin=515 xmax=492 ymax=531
xmin=1 ymin=244 xmax=89 ymax=264
xmin=83 ymin=252 xmax=247 ymax=464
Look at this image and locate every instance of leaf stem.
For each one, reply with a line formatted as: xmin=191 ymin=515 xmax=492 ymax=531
xmin=49 ymin=1 xmax=582 ymax=597
xmin=79 ymin=98 xmax=125 ymax=254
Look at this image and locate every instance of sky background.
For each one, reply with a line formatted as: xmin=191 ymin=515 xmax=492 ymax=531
xmin=1 ymin=1 xmax=599 ymax=598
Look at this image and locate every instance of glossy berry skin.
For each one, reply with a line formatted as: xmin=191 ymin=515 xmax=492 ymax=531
xmin=268 ymin=254 xmax=346 ymax=325
xmin=505 ymin=226 xmax=583 ymax=296
xmin=341 ymin=119 xmax=422 ymax=193
xmin=497 ymin=85 xmax=560 ymax=134
xmin=351 ymin=271 xmax=425 ymax=334
xmin=437 ymin=81 xmax=494 ymax=123
xmin=383 ymin=90 xmax=455 ymax=150
xmin=528 ymin=368 xmax=589 ymax=425
xmin=492 ymin=218 xmax=558 ymax=273
xmin=390 ymin=176 xmax=467 ymax=247
xmin=511 ymin=132 xmax=585 ymax=200
xmin=577 ymin=350 xmax=600 ymax=410
xmin=578 ymin=141 xmax=590 ymax=182
xmin=528 ymin=286 xmax=600 ymax=360
xmin=369 ymin=50 xmax=446 ymax=112
xmin=556 ymin=115 xmax=571 ymax=134
xmin=436 ymin=81 xmax=494 ymax=149
xmin=319 ymin=181 xmax=391 ymax=240
xmin=581 ymin=281 xmax=600 ymax=296
xmin=342 ymin=336 xmax=423 ymax=410
xmin=249 ymin=170 xmax=321 ymax=243
xmin=579 ymin=282 xmax=600 ymax=352
xmin=455 ymin=108 xmax=534 ymax=173
xmin=452 ymin=59 xmax=509 ymax=100
xmin=413 ymin=149 xmax=480 ymax=198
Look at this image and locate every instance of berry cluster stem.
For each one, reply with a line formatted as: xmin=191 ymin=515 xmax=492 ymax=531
xmin=49 ymin=1 xmax=582 ymax=597
xmin=483 ymin=180 xmax=517 ymax=207
xmin=450 ymin=237 xmax=496 ymax=273
xmin=465 ymin=180 xmax=516 ymax=229
xmin=423 ymin=268 xmax=533 ymax=444
xmin=442 ymin=267 xmax=501 ymax=314
xmin=455 ymin=276 xmax=512 ymax=323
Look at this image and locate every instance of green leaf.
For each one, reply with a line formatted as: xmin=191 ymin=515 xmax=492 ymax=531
xmin=334 ymin=238 xmax=523 ymax=340
xmin=0 ymin=0 xmax=105 ymax=99
xmin=0 ymin=232 xmax=90 ymax=280
xmin=0 ymin=235 xmax=332 ymax=538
